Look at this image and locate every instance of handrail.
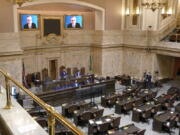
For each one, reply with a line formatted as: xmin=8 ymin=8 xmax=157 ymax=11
xmin=0 ymin=69 xmax=84 ymax=135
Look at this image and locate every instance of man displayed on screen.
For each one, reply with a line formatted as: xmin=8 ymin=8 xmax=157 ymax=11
xmin=24 ymin=16 xmax=37 ymax=29
xmin=67 ymin=16 xmax=81 ymax=28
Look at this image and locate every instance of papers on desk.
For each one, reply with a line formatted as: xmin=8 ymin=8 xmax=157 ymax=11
xmin=144 ymin=91 xmax=148 ymax=93
xmin=136 ymin=109 xmax=142 ymax=112
xmin=62 ymin=103 xmax=67 ymax=107
xmin=166 ymin=122 xmax=170 ymax=127
xmin=89 ymin=120 xmax=94 ymax=124
xmin=96 ymin=120 xmax=103 ymax=125
xmin=127 ymin=88 xmax=131 ymax=91
xmin=123 ymin=126 xmax=128 ymax=130
xmin=108 ymin=130 xmax=115 ymax=134
xmin=105 ymin=118 xmax=111 ymax=122
xmin=74 ymin=110 xmax=78 ymax=114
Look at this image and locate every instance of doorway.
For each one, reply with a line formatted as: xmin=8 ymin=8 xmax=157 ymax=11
xmin=49 ymin=59 xmax=58 ymax=80
xmin=173 ymin=58 xmax=180 ymax=79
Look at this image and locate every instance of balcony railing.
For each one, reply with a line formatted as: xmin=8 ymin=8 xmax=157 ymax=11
xmin=0 ymin=69 xmax=84 ymax=135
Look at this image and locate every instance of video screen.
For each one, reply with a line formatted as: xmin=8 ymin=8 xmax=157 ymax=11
xmin=20 ymin=14 xmax=39 ymax=30
xmin=64 ymin=15 xmax=83 ymax=29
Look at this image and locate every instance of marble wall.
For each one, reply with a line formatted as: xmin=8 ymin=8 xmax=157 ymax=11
xmin=0 ymin=32 xmax=22 ymax=91
xmin=23 ymin=47 xmax=91 ymax=78
xmin=19 ymin=29 xmax=180 ymax=80
xmin=101 ymin=48 xmax=123 ymax=76
xmin=0 ymin=57 xmax=22 ymax=92
xmin=154 ymin=54 xmax=175 ymax=79
xmin=0 ymin=28 xmax=179 ymax=86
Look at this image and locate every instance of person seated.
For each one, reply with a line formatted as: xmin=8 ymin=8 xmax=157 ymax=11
xmin=60 ymin=69 xmax=67 ymax=80
xmin=74 ymin=70 xmax=81 ymax=78
xmin=72 ymin=80 xmax=79 ymax=87
xmin=106 ymin=76 xmax=110 ymax=80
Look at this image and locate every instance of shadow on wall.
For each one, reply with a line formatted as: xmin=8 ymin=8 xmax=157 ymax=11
xmin=0 ymin=115 xmax=12 ymax=135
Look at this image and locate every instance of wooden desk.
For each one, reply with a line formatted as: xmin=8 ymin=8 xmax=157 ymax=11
xmin=101 ymin=93 xmax=122 ymax=107
xmin=88 ymin=114 xmax=120 ymax=135
xmin=62 ymin=101 xmax=90 ymax=117
xmin=114 ymin=75 xmax=131 ymax=86
xmin=175 ymin=103 xmax=180 ymax=113
xmin=153 ymin=111 xmax=179 ymax=132
xmin=154 ymin=94 xmax=176 ymax=110
xmin=28 ymin=108 xmax=46 ymax=117
xmin=115 ymin=97 xmax=138 ymax=114
xmin=36 ymin=80 xmax=115 ymax=105
xmin=108 ymin=124 xmax=142 ymax=135
xmin=73 ymin=107 xmax=104 ymax=125
xmin=122 ymin=86 xmax=136 ymax=96
xmin=132 ymin=102 xmax=158 ymax=122
xmin=137 ymin=89 xmax=157 ymax=102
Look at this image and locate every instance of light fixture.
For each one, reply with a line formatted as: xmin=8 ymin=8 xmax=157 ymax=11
xmin=125 ymin=8 xmax=130 ymax=16
xmin=161 ymin=8 xmax=172 ymax=18
xmin=161 ymin=7 xmax=167 ymax=18
xmin=167 ymin=8 xmax=172 ymax=16
xmin=142 ymin=0 xmax=167 ymax=12
xmin=135 ymin=7 xmax=140 ymax=15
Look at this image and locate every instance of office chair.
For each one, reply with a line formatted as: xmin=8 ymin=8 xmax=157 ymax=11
xmin=97 ymin=122 xmax=110 ymax=135
xmin=80 ymin=111 xmax=93 ymax=125
xmin=162 ymin=122 xmax=173 ymax=134
xmin=142 ymin=109 xmax=151 ymax=123
xmin=93 ymin=109 xmax=104 ymax=119
xmin=68 ymin=105 xmax=78 ymax=116
xmin=111 ymin=117 xmax=121 ymax=129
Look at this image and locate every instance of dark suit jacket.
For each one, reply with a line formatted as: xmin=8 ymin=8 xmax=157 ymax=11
xmin=60 ymin=71 xmax=67 ymax=79
xmin=24 ymin=23 xmax=37 ymax=29
xmin=67 ymin=23 xmax=81 ymax=28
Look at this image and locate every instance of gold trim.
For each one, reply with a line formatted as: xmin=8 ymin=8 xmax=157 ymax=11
xmin=4 ymin=77 xmax=12 ymax=109
xmin=0 ymin=69 xmax=84 ymax=135
xmin=48 ymin=106 xmax=56 ymax=135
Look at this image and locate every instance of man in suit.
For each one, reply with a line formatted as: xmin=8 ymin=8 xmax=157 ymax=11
xmin=147 ymin=72 xmax=152 ymax=89
xmin=74 ymin=70 xmax=81 ymax=78
xmin=60 ymin=69 xmax=67 ymax=80
xmin=67 ymin=16 xmax=81 ymax=28
xmin=24 ymin=16 xmax=37 ymax=29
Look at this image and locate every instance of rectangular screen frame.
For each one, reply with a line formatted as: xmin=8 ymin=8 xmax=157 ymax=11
xmin=41 ymin=16 xmax=63 ymax=37
xmin=64 ymin=14 xmax=84 ymax=30
xmin=19 ymin=14 xmax=40 ymax=31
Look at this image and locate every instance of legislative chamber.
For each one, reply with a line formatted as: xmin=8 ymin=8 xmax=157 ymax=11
xmin=0 ymin=0 xmax=180 ymax=135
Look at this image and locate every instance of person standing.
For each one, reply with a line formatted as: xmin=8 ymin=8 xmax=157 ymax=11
xmin=147 ymin=72 xmax=152 ymax=89
xmin=60 ymin=68 xmax=67 ymax=80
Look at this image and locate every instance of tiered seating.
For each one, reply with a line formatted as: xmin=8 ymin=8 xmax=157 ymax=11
xmin=100 ymin=78 xmax=179 ymax=134
xmin=23 ymin=73 xmax=179 ymax=135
